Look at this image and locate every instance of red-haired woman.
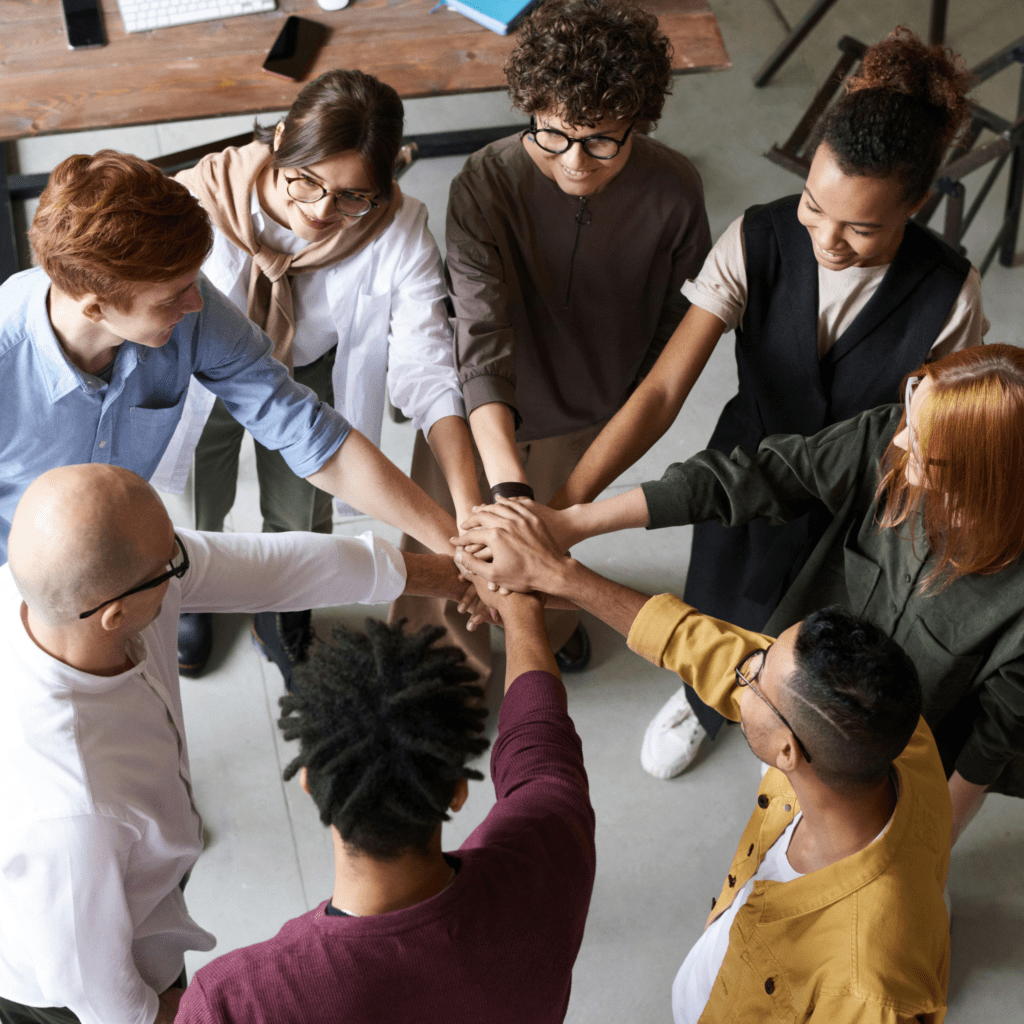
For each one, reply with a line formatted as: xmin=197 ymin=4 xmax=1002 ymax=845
xmin=549 ymin=26 xmax=988 ymax=775
xmin=507 ymin=344 xmax=1024 ymax=840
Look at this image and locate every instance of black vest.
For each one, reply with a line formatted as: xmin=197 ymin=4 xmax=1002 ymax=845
xmin=684 ymin=195 xmax=971 ymax=643
xmin=709 ymin=195 xmax=970 ymax=454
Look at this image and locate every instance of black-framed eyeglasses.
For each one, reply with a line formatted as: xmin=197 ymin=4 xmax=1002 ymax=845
xmin=283 ymin=174 xmax=379 ymax=217
xmin=523 ymin=117 xmax=634 ymax=160
xmin=79 ymin=534 xmax=189 ymax=620
xmin=735 ymin=647 xmax=813 ymax=764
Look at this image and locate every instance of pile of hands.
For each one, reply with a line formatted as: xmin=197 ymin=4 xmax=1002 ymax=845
xmin=450 ymin=498 xmax=578 ymax=628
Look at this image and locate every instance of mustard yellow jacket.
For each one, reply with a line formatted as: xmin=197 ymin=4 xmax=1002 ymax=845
xmin=628 ymin=594 xmax=952 ymax=1024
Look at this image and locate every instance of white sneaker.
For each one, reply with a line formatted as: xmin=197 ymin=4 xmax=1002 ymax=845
xmin=641 ymin=685 xmax=708 ymax=779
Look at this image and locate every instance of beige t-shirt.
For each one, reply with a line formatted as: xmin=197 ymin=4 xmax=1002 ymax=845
xmin=682 ymin=215 xmax=988 ymax=359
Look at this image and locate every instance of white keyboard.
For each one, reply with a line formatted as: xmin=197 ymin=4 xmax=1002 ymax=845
xmin=118 ymin=0 xmax=276 ymax=33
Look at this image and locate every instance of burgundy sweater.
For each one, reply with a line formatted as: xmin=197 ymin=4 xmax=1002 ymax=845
xmin=175 ymin=670 xmax=596 ymax=1023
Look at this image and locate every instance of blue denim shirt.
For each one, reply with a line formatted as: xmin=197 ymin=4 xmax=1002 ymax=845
xmin=0 ymin=268 xmax=351 ymax=562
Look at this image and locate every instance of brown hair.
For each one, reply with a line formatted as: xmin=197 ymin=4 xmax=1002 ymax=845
xmin=505 ymin=0 xmax=673 ymax=132
xmin=29 ymin=150 xmax=212 ymax=311
xmin=875 ymin=345 xmax=1024 ymax=589
xmin=254 ymin=69 xmax=404 ymax=201
xmin=814 ymin=26 xmax=975 ymax=204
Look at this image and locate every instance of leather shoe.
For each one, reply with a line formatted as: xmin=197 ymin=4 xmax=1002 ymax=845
xmin=178 ymin=612 xmax=213 ymax=678
xmin=251 ymin=609 xmax=315 ymax=691
xmin=554 ymin=622 xmax=591 ymax=673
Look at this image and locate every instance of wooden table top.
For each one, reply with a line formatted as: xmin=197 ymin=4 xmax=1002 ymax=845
xmin=0 ymin=0 xmax=729 ymax=140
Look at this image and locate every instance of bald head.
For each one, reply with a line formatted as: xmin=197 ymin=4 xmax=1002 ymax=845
xmin=9 ymin=465 xmax=171 ymax=626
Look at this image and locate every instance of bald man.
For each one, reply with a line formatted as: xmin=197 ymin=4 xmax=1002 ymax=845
xmin=0 ymin=464 xmax=468 ymax=1024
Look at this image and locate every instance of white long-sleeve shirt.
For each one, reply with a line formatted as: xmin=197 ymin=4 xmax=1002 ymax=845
xmin=152 ymin=194 xmax=464 ymax=507
xmin=0 ymin=529 xmax=405 ymax=1024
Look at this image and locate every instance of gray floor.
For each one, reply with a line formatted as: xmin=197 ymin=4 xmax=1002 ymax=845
xmin=12 ymin=0 xmax=1024 ymax=1019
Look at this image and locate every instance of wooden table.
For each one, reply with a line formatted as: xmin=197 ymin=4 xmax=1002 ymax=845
xmin=0 ymin=0 xmax=729 ymax=139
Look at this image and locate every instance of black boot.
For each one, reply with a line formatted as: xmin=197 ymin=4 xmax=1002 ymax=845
xmin=251 ymin=610 xmax=315 ymax=690
xmin=554 ymin=622 xmax=591 ymax=673
xmin=178 ymin=613 xmax=213 ymax=678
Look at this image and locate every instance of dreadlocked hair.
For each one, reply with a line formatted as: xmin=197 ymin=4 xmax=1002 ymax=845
xmin=280 ymin=619 xmax=489 ymax=859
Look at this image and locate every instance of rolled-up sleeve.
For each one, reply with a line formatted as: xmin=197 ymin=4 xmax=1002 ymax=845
xmin=192 ymin=282 xmax=351 ymax=479
xmin=445 ymin=171 xmax=519 ymax=421
xmin=384 ymin=204 xmax=465 ymax=437
xmin=954 ymin=657 xmax=1024 ymax=787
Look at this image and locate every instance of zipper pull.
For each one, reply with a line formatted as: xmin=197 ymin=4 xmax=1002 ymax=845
xmin=575 ymin=196 xmax=592 ymax=226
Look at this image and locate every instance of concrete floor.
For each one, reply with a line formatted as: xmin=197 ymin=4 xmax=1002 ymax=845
xmin=11 ymin=0 xmax=1024 ymax=1019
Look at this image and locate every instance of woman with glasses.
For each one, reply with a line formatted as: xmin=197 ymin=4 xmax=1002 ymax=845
xmin=416 ymin=0 xmax=710 ymax=678
xmin=549 ymin=27 xmax=987 ymax=775
xmin=164 ymin=69 xmax=478 ymax=680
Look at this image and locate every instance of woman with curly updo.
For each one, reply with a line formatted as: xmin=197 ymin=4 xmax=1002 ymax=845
xmin=400 ymin=0 xmax=711 ymax=678
xmin=550 ymin=27 xmax=989 ymax=777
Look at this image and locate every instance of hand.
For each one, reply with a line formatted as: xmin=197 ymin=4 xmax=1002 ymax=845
xmin=453 ymin=498 xmax=572 ymax=595
xmin=459 ymin=498 xmax=582 ymax=558
xmin=469 ymin=574 xmax=542 ymax=626
xmin=456 ymin=578 xmax=500 ymax=631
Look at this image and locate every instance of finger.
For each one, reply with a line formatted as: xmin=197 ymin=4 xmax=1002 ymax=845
xmin=471 ymin=501 xmax=530 ymax=525
xmin=495 ymin=496 xmax=541 ymax=527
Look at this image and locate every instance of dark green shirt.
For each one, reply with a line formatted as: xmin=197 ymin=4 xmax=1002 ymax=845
xmin=642 ymin=404 xmax=1024 ymax=796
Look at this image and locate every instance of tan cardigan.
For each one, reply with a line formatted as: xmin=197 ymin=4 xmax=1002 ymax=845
xmin=628 ymin=593 xmax=952 ymax=1024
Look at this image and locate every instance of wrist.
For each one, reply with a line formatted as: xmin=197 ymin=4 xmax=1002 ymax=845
xmin=490 ymin=481 xmax=534 ymax=501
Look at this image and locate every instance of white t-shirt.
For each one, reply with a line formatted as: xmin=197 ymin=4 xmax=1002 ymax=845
xmin=682 ymin=215 xmax=988 ymax=360
xmin=672 ymin=814 xmax=804 ymax=1024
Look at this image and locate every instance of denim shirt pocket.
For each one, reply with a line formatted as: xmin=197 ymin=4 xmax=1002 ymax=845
xmin=129 ymin=393 xmax=188 ymax=475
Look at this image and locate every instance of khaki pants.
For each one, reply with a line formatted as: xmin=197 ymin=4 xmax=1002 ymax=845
xmin=389 ymin=419 xmax=605 ymax=686
xmin=190 ymin=348 xmax=336 ymax=535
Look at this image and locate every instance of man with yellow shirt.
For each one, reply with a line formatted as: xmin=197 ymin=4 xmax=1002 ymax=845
xmin=454 ymin=500 xmax=952 ymax=1023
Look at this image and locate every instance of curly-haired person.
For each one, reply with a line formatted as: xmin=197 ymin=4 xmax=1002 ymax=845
xmin=392 ymin=0 xmax=712 ymax=682
xmin=176 ymin=599 xmax=596 ymax=1023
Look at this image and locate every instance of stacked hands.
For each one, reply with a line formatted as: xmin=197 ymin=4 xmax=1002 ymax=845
xmin=452 ymin=498 xmax=579 ymax=626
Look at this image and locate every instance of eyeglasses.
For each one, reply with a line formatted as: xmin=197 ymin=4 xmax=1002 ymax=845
xmin=80 ymin=534 xmax=189 ymax=620
xmin=904 ymin=376 xmax=922 ymax=466
xmin=283 ymin=174 xmax=379 ymax=217
xmin=735 ymin=647 xmax=813 ymax=764
xmin=524 ymin=118 xmax=634 ymax=160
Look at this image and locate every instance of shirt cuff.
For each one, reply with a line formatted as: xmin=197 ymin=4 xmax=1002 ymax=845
xmin=460 ymin=373 xmax=520 ymax=427
xmin=681 ymin=279 xmax=741 ymax=333
xmin=413 ymin=393 xmax=466 ymax=438
xmin=953 ymin=737 xmax=1011 ymax=788
xmin=355 ymin=532 xmax=408 ymax=604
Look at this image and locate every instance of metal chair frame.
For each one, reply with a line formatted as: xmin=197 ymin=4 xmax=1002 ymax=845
xmin=764 ymin=35 xmax=1024 ymax=276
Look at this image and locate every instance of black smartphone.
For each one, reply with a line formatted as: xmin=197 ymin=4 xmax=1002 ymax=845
xmin=262 ymin=17 xmax=328 ymax=81
xmin=61 ymin=0 xmax=106 ymax=49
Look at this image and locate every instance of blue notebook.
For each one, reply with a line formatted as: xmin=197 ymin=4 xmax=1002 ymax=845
xmin=442 ymin=0 xmax=539 ymax=35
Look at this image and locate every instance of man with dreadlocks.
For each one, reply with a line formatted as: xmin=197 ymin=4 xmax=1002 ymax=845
xmin=176 ymin=585 xmax=596 ymax=1021
xmin=0 ymin=464 xmax=468 ymax=1024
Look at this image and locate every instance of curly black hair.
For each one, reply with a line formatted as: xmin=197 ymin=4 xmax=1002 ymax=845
xmin=505 ymin=0 xmax=673 ymax=132
xmin=280 ymin=620 xmax=489 ymax=859
xmin=787 ymin=608 xmax=921 ymax=793
xmin=813 ymin=26 xmax=975 ymax=203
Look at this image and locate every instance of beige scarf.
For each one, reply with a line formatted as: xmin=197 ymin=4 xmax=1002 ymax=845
xmin=178 ymin=140 xmax=401 ymax=371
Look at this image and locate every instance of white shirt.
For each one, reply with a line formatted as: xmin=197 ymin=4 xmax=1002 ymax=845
xmin=152 ymin=194 xmax=465 ymax=507
xmin=0 ymin=529 xmax=405 ymax=1024
xmin=672 ymin=815 xmax=804 ymax=1024
xmin=682 ymin=215 xmax=988 ymax=359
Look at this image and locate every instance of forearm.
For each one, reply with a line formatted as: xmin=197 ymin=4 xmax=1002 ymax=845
xmin=546 ymin=559 xmax=650 ymax=639
xmin=556 ymin=306 xmax=725 ymax=507
xmin=426 ymin=415 xmax=483 ymax=526
xmin=401 ymin=551 xmax=468 ymax=603
xmin=555 ymin=488 xmax=651 ymax=548
xmin=501 ymin=595 xmax=558 ymax=688
xmin=468 ymin=402 xmax=525 ymax=490
xmin=948 ymin=770 xmax=988 ymax=846
xmin=306 ymin=429 xmax=456 ymax=554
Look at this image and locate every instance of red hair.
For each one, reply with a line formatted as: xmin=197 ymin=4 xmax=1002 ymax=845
xmin=876 ymin=345 xmax=1024 ymax=588
xmin=29 ymin=150 xmax=212 ymax=310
